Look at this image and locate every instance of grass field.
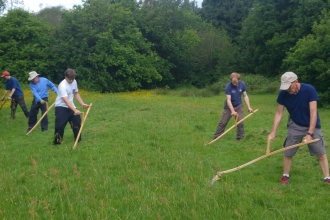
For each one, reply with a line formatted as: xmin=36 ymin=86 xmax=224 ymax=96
xmin=0 ymin=88 xmax=330 ymax=219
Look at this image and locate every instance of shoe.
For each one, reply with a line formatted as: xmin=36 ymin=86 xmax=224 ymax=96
xmin=280 ymin=176 xmax=290 ymax=185
xmin=26 ymin=128 xmax=31 ymax=133
xmin=42 ymin=128 xmax=48 ymax=132
xmin=324 ymin=178 xmax=330 ymax=183
xmin=236 ymin=138 xmax=242 ymax=142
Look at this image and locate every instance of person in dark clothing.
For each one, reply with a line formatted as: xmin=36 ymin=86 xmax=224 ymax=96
xmin=213 ymin=72 xmax=253 ymax=141
xmin=1 ymin=71 xmax=29 ymax=119
xmin=268 ymin=71 xmax=330 ymax=185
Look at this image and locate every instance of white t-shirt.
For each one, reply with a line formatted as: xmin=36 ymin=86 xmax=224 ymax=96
xmin=55 ymin=79 xmax=78 ymax=108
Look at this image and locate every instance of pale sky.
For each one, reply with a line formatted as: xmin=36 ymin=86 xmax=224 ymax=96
xmin=22 ymin=0 xmax=202 ymax=12
xmin=22 ymin=0 xmax=83 ymax=12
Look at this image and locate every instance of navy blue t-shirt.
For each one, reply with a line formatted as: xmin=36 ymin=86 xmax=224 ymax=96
xmin=276 ymin=83 xmax=321 ymax=128
xmin=5 ymin=76 xmax=24 ymax=96
xmin=225 ymin=81 xmax=247 ymax=107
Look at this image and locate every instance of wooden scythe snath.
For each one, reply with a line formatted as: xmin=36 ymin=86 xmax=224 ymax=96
xmin=210 ymin=138 xmax=320 ymax=185
xmin=206 ymin=109 xmax=259 ymax=145
xmin=73 ymin=103 xmax=93 ymax=150
xmin=0 ymin=99 xmax=7 ymax=110
xmin=26 ymin=102 xmax=55 ymax=135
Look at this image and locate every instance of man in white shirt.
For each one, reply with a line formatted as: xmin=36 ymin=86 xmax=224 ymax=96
xmin=53 ymin=69 xmax=88 ymax=145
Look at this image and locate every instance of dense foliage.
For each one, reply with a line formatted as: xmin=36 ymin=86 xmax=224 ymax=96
xmin=136 ymin=0 xmax=236 ymax=88
xmin=200 ymin=0 xmax=253 ymax=43
xmin=238 ymin=0 xmax=329 ymax=76
xmin=49 ymin=0 xmax=163 ymax=92
xmin=0 ymin=9 xmax=51 ymax=82
xmin=282 ymin=9 xmax=330 ymax=106
xmin=1 ymin=0 xmax=330 ymax=103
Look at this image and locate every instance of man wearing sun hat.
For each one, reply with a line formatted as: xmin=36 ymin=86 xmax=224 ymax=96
xmin=1 ymin=71 xmax=29 ymax=119
xmin=27 ymin=71 xmax=58 ymax=132
xmin=268 ymin=71 xmax=330 ymax=185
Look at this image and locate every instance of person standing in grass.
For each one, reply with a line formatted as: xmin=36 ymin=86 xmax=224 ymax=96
xmin=1 ymin=71 xmax=29 ymax=119
xmin=213 ymin=72 xmax=253 ymax=141
xmin=53 ymin=68 xmax=88 ymax=145
xmin=268 ymin=71 xmax=330 ymax=185
xmin=27 ymin=71 xmax=58 ymax=133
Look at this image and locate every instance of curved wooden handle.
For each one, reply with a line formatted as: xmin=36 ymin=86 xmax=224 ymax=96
xmin=206 ymin=109 xmax=259 ymax=145
xmin=234 ymin=114 xmax=239 ymax=125
xmin=211 ymin=138 xmax=320 ymax=184
xmin=26 ymin=102 xmax=55 ymax=135
xmin=73 ymin=103 xmax=93 ymax=150
xmin=266 ymin=138 xmax=271 ymax=154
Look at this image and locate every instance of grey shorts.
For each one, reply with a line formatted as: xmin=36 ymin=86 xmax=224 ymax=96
xmin=283 ymin=120 xmax=325 ymax=157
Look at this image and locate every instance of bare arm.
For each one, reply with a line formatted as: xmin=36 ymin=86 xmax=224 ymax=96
xmin=226 ymin=94 xmax=237 ymax=116
xmin=268 ymin=104 xmax=285 ymax=141
xmin=243 ymin=91 xmax=253 ymax=112
xmin=62 ymin=96 xmax=81 ymax=115
xmin=74 ymin=92 xmax=88 ymax=108
xmin=306 ymin=101 xmax=317 ymax=141
xmin=9 ymin=88 xmax=16 ymax=97
xmin=4 ymin=88 xmax=16 ymax=100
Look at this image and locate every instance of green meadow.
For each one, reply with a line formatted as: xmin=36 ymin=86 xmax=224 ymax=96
xmin=1 ymin=88 xmax=330 ymax=219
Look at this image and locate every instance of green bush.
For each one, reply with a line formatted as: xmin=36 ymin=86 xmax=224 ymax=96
xmin=155 ymin=74 xmax=280 ymax=97
xmin=179 ymin=88 xmax=196 ymax=97
xmin=153 ymin=85 xmax=170 ymax=95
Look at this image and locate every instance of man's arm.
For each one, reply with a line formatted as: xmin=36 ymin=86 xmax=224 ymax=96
xmin=8 ymin=88 xmax=16 ymax=98
xmin=74 ymin=92 xmax=88 ymax=108
xmin=226 ymin=94 xmax=237 ymax=116
xmin=243 ymin=91 xmax=253 ymax=112
xmin=47 ymin=79 xmax=58 ymax=94
xmin=268 ymin=104 xmax=285 ymax=141
xmin=306 ymin=101 xmax=317 ymax=141
xmin=30 ymin=84 xmax=42 ymax=102
xmin=62 ymin=96 xmax=81 ymax=115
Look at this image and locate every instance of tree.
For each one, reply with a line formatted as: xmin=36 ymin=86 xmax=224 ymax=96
xmin=36 ymin=6 xmax=66 ymax=27
xmin=0 ymin=0 xmax=6 ymax=15
xmin=0 ymin=9 xmax=51 ymax=82
xmin=1 ymin=0 xmax=24 ymax=15
xmin=282 ymin=8 xmax=330 ymax=105
xmin=136 ymin=0 xmax=236 ymax=87
xmin=200 ymin=0 xmax=253 ymax=43
xmin=51 ymin=0 xmax=162 ymax=92
xmin=238 ymin=0 xmax=329 ymax=76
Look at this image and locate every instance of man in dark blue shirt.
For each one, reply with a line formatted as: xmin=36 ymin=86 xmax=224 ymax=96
xmin=268 ymin=72 xmax=330 ymax=185
xmin=213 ymin=72 xmax=253 ymax=141
xmin=1 ymin=71 xmax=29 ymax=119
xmin=27 ymin=71 xmax=58 ymax=132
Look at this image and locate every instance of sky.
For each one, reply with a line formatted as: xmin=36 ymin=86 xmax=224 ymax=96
xmin=22 ymin=0 xmax=83 ymax=12
xmin=22 ymin=0 xmax=202 ymax=12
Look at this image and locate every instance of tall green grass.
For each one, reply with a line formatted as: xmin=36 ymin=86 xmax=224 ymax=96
xmin=0 ymin=88 xmax=330 ymax=219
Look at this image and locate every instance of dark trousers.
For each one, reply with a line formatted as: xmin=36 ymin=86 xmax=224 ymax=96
xmin=28 ymin=97 xmax=48 ymax=131
xmin=213 ymin=104 xmax=244 ymax=140
xmin=53 ymin=106 xmax=82 ymax=144
xmin=11 ymin=96 xmax=29 ymax=119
